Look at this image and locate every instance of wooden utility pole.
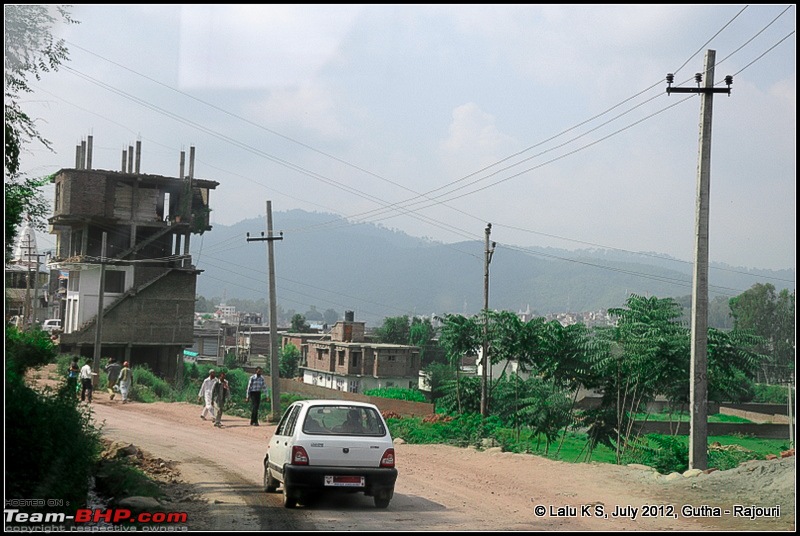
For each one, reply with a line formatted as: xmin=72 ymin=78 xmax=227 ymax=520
xmin=666 ymin=50 xmax=732 ymax=470
xmin=480 ymin=223 xmax=496 ymax=418
xmin=247 ymin=201 xmax=283 ymax=422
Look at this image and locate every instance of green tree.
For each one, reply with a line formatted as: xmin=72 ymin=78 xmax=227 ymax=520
xmin=729 ymin=284 xmax=796 ymax=383
xmin=409 ymin=316 xmax=437 ymax=365
xmin=290 ymin=313 xmax=311 ymax=333
xmin=438 ymin=314 xmax=482 ymax=414
xmin=280 ymin=343 xmax=301 ymax=378
xmin=5 ymin=5 xmax=77 ymax=257
xmin=587 ymin=295 xmax=689 ymax=463
xmin=375 ymin=315 xmax=411 ymax=344
xmin=422 ymin=361 xmax=456 ymax=405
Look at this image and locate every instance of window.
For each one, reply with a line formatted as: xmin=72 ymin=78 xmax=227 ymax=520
xmin=71 ymin=229 xmax=83 ymax=257
xmin=351 ymin=352 xmax=360 ymax=367
xmin=68 ymin=271 xmax=80 ymax=291
xmin=104 ymin=270 xmax=125 ymax=293
xmin=338 ymin=350 xmax=345 ymax=366
xmin=276 ymin=404 xmax=301 ymax=436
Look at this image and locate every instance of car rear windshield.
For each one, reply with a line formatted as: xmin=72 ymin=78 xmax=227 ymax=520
xmin=302 ymin=405 xmax=386 ymax=437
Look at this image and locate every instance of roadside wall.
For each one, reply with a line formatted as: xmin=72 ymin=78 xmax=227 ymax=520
xmin=633 ymin=420 xmax=793 ymax=440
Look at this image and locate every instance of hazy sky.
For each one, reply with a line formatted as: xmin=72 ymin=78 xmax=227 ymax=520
xmin=16 ymin=5 xmax=797 ymax=272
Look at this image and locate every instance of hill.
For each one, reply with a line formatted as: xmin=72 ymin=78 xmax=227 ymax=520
xmin=192 ymin=209 xmax=795 ymax=326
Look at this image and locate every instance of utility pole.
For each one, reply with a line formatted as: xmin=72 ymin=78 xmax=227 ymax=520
xmin=247 ymin=201 xmax=283 ymax=422
xmin=93 ymin=232 xmax=108 ymax=387
xmin=788 ymin=373 xmax=794 ymax=449
xmin=480 ymin=223 xmax=496 ymax=418
xmin=666 ymin=50 xmax=732 ymax=470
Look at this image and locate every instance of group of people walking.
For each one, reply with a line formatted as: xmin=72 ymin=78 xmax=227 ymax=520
xmin=66 ymin=356 xmax=267 ymax=427
xmin=198 ymin=367 xmax=267 ymax=428
xmin=67 ymin=356 xmax=132 ymax=403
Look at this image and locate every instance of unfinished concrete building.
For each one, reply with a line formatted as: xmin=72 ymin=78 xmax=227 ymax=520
xmin=48 ymin=137 xmax=219 ymax=378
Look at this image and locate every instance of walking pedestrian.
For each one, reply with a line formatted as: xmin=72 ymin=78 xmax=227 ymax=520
xmin=79 ymin=358 xmax=94 ymax=402
xmin=80 ymin=357 xmax=95 ymax=403
xmin=66 ymin=356 xmax=80 ymax=397
xmin=212 ymin=371 xmax=230 ymax=428
xmin=105 ymin=357 xmax=122 ymax=400
xmin=198 ymin=370 xmax=216 ymax=421
xmin=118 ymin=361 xmax=132 ymax=403
xmin=246 ymin=367 xmax=267 ymax=426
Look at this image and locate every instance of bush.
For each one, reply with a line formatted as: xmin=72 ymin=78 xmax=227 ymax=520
xmin=364 ymin=387 xmax=426 ymax=402
xmin=752 ymin=383 xmax=794 ymax=404
xmin=131 ymin=364 xmax=179 ymax=402
xmin=622 ymin=434 xmax=688 ymax=474
xmin=387 ymin=413 xmax=503 ymax=447
xmin=5 ymin=358 xmax=102 ymax=512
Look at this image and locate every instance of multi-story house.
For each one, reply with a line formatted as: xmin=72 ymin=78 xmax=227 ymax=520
xmin=48 ymin=138 xmax=218 ymax=378
xmin=299 ymin=311 xmax=421 ymax=394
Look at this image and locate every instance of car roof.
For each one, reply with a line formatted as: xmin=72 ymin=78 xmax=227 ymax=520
xmin=298 ymin=399 xmax=379 ymax=409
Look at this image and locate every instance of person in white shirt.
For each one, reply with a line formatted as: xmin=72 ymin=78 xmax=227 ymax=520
xmin=79 ymin=358 xmax=94 ymax=402
xmin=197 ymin=370 xmax=216 ymax=421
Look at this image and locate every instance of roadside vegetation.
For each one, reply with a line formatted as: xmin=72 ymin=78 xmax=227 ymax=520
xmin=6 ymin=326 xmax=102 ymax=514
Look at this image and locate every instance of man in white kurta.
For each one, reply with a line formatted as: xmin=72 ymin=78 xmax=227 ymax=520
xmin=198 ymin=370 xmax=216 ymax=420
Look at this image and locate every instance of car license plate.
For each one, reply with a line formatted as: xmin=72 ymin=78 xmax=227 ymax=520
xmin=324 ymin=475 xmax=365 ymax=487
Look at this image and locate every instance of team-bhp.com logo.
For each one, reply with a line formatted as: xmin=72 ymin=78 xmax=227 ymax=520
xmin=5 ymin=506 xmax=188 ymax=531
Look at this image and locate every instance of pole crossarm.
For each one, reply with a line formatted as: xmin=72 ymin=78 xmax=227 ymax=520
xmin=667 ymin=87 xmax=732 ymax=95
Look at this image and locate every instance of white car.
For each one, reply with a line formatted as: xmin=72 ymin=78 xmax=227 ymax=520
xmin=42 ymin=318 xmax=62 ymax=333
xmin=263 ymin=400 xmax=398 ymax=508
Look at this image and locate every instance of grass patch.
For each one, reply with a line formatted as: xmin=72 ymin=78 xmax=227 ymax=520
xmin=387 ymin=416 xmax=790 ymax=472
xmin=631 ymin=411 xmax=753 ymax=423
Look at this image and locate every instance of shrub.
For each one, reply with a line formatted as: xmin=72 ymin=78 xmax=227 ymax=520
xmin=5 ymin=356 xmax=102 ymax=512
xmin=752 ymin=383 xmax=794 ymax=404
xmin=622 ymin=434 xmax=688 ymax=474
xmin=131 ymin=364 xmax=178 ymax=402
xmin=364 ymin=387 xmax=426 ymax=402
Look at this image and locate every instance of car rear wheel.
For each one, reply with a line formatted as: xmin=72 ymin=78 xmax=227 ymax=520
xmin=374 ymin=489 xmax=393 ymax=509
xmin=282 ymin=484 xmax=297 ymax=508
xmin=263 ymin=460 xmax=278 ymax=493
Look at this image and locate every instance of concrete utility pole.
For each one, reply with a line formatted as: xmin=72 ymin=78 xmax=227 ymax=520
xmin=480 ymin=223 xmax=496 ymax=418
xmin=666 ymin=50 xmax=732 ymax=470
xmin=247 ymin=201 xmax=283 ymax=422
xmin=93 ymin=232 xmax=108 ymax=387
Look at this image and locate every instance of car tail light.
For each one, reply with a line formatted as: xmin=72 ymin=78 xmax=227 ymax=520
xmin=291 ymin=446 xmax=309 ymax=465
xmin=379 ymin=448 xmax=395 ymax=468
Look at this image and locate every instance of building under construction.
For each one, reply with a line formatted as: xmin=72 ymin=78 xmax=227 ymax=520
xmin=48 ymin=137 xmax=219 ymax=378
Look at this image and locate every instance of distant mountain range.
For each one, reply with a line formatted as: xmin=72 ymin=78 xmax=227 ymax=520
xmin=191 ymin=209 xmax=795 ymax=327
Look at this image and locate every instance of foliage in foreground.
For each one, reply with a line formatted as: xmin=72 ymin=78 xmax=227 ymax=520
xmin=6 ymin=328 xmax=102 ymax=512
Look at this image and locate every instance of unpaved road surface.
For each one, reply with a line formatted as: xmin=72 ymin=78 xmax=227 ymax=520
xmin=24 ymin=368 xmax=796 ymax=531
xmin=82 ymin=394 xmax=794 ymax=532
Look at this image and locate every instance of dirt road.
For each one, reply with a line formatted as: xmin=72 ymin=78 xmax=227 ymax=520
xmin=81 ymin=393 xmax=794 ymax=532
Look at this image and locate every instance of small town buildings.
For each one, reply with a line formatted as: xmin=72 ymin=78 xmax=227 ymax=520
xmin=297 ymin=311 xmax=421 ymax=394
xmin=5 ymin=220 xmax=50 ymax=326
